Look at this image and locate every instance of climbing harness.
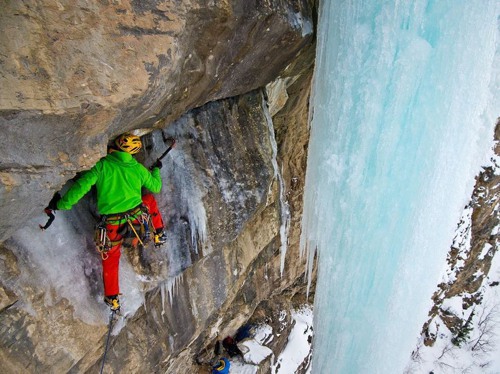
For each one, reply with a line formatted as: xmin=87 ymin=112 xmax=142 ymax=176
xmin=94 ymin=205 xmax=154 ymax=259
xmin=100 ymin=309 xmax=118 ymax=374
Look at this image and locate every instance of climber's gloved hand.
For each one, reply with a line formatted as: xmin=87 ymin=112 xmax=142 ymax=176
xmin=46 ymin=192 xmax=61 ymax=211
xmin=151 ymin=159 xmax=163 ymax=170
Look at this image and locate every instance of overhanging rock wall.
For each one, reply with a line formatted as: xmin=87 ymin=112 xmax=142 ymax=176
xmin=0 ymin=1 xmax=317 ymax=372
xmin=0 ymin=0 xmax=314 ymax=242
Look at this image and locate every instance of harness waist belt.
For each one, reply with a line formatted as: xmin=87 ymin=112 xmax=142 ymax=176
xmin=104 ymin=205 xmax=143 ymax=224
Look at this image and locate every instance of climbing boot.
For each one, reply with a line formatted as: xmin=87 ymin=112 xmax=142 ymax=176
xmin=104 ymin=295 xmax=120 ymax=312
xmin=154 ymin=231 xmax=167 ymax=247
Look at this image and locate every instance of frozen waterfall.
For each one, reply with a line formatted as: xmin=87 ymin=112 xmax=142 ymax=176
xmin=301 ymin=1 xmax=499 ymax=373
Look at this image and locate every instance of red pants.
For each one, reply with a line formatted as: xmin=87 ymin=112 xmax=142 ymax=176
xmin=102 ymin=194 xmax=164 ymax=297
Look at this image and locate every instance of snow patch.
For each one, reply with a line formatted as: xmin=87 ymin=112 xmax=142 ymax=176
xmin=272 ymin=307 xmax=313 ymax=374
xmin=230 ymin=306 xmax=313 ymax=373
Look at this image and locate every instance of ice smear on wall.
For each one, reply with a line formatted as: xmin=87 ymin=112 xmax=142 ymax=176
xmin=2 ymin=123 xmax=211 ymax=327
xmin=285 ymin=5 xmax=313 ymax=38
xmin=143 ymin=129 xmax=209 ymax=261
xmin=262 ymin=96 xmax=291 ymax=276
xmin=5 ymin=213 xmax=108 ymax=325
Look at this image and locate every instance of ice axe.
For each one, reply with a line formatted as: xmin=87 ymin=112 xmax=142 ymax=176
xmin=39 ymin=192 xmax=61 ymax=230
xmin=39 ymin=209 xmax=55 ymax=230
xmin=150 ymin=137 xmax=176 ymax=170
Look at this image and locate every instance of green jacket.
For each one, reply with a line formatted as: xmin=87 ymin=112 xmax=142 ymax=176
xmin=57 ymin=151 xmax=162 ymax=215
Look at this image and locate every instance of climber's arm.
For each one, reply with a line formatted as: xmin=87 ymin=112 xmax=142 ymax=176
xmin=57 ymin=168 xmax=99 ymax=210
xmin=142 ymin=166 xmax=162 ymax=194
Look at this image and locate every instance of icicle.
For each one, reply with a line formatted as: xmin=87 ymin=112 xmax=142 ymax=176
xmin=160 ymin=282 xmax=166 ymax=321
xmin=159 ymin=274 xmax=183 ymax=321
xmin=300 ymin=50 xmax=320 ymax=297
xmin=262 ymin=93 xmax=291 ymax=276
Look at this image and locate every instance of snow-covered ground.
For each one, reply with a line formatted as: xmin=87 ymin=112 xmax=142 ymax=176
xmin=229 ymin=305 xmax=313 ymax=374
xmin=406 ymin=252 xmax=500 ymax=373
xmin=271 ymin=307 xmax=313 ymax=374
xmin=407 ymin=240 xmax=500 ymax=374
xmin=406 ymin=150 xmax=500 ymax=373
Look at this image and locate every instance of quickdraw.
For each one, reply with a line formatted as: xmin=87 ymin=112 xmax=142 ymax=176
xmin=94 ymin=222 xmax=113 ymax=260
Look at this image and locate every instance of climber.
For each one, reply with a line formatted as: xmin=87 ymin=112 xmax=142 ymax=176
xmin=234 ymin=323 xmax=255 ymax=342
xmin=222 ymin=336 xmax=244 ymax=358
xmin=44 ymin=132 xmax=170 ymax=312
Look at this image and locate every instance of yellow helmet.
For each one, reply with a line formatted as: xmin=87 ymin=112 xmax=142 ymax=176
xmin=115 ymin=133 xmax=142 ymax=154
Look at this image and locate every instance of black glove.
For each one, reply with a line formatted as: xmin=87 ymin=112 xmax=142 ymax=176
xmin=151 ymin=159 xmax=162 ymax=169
xmin=46 ymin=192 xmax=61 ymax=211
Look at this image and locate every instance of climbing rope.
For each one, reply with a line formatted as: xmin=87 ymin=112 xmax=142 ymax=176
xmin=100 ymin=310 xmax=117 ymax=374
xmin=126 ymin=215 xmax=145 ymax=247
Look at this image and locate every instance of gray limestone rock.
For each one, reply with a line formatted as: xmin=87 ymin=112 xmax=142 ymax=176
xmin=0 ymin=1 xmax=317 ymax=372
